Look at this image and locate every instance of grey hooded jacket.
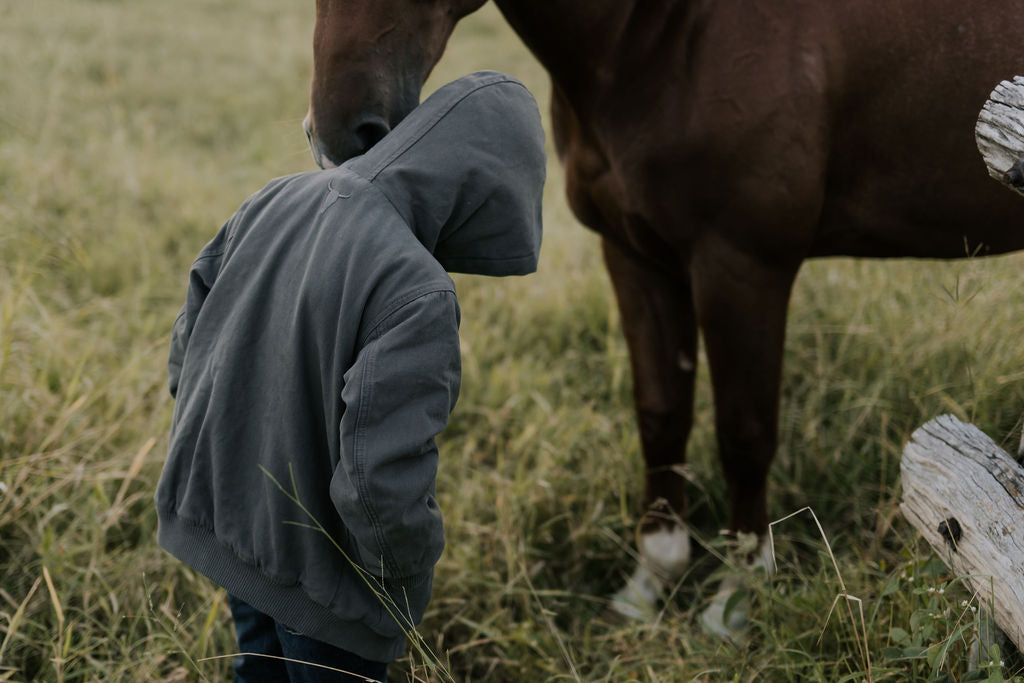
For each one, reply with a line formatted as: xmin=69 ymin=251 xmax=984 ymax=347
xmin=156 ymin=71 xmax=545 ymax=661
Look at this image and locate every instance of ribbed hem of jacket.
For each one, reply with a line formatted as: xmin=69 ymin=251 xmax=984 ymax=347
xmin=157 ymin=509 xmax=408 ymax=663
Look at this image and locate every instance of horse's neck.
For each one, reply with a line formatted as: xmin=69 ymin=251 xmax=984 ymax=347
xmin=492 ymin=1 xmax=698 ymax=103
xmin=492 ymin=0 xmax=633 ymax=93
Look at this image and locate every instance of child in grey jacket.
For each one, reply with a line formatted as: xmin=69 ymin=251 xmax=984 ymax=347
xmin=156 ymin=71 xmax=545 ymax=682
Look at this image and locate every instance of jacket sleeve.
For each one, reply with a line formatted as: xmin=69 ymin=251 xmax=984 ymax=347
xmin=167 ymin=229 xmax=229 ymax=398
xmin=332 ymin=289 xmax=461 ymax=584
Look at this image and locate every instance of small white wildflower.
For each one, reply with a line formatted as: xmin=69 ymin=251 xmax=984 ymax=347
xmin=971 ymin=605 xmax=977 ymax=612
xmin=0 ymin=481 xmax=7 ymax=495
xmin=908 ymin=576 xmax=914 ymax=582
xmin=928 ymin=587 xmax=935 ymax=593
xmin=1001 ymin=660 xmax=1006 ymax=666
xmin=961 ymin=600 xmax=969 ymax=607
xmin=938 ymin=588 xmax=945 ymax=594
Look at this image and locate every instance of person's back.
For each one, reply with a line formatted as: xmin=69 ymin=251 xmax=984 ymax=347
xmin=156 ymin=71 xmax=546 ymax=681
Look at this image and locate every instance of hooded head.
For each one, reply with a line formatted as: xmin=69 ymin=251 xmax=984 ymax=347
xmin=346 ymin=71 xmax=546 ymax=276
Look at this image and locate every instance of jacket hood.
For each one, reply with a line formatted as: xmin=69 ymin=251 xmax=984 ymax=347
xmin=347 ymin=71 xmax=546 ymax=276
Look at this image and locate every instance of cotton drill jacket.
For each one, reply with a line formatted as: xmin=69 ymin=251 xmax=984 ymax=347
xmin=156 ymin=71 xmax=545 ymax=661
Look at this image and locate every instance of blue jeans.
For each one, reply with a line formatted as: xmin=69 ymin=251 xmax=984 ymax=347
xmin=227 ymin=594 xmax=389 ymax=683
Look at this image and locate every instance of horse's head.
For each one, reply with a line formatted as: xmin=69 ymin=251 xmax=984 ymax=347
xmin=304 ymin=0 xmax=487 ymax=168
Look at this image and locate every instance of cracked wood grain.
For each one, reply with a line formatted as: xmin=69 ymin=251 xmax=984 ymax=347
xmin=901 ymin=414 xmax=1024 ymax=651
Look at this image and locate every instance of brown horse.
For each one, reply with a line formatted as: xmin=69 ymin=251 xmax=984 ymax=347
xmin=303 ymin=0 xmax=1024 ymax=624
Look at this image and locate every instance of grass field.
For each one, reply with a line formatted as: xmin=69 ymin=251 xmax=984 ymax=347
xmin=4 ymin=1 xmax=1024 ymax=681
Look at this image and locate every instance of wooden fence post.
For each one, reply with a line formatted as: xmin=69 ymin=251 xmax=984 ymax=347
xmin=976 ymin=75 xmax=1024 ymax=197
xmin=900 ymin=415 xmax=1024 ymax=652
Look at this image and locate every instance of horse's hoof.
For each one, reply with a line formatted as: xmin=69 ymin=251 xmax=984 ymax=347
xmin=608 ymin=565 xmax=661 ymax=620
xmin=607 ymin=525 xmax=692 ymax=620
xmin=698 ymin=533 xmax=772 ymax=638
xmin=698 ymin=576 xmax=749 ymax=638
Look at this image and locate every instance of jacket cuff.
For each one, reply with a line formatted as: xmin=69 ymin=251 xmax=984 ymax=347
xmin=386 ymin=568 xmax=432 ymax=589
xmin=354 ymin=544 xmax=435 ymax=590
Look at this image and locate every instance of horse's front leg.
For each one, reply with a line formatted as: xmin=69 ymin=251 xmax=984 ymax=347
xmin=602 ymin=238 xmax=698 ymax=619
xmin=690 ymin=236 xmax=800 ymax=634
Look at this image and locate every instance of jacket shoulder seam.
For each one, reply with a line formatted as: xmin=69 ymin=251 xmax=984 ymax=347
xmin=359 ymin=287 xmax=455 ymax=348
xmin=192 ymin=249 xmax=224 ymax=265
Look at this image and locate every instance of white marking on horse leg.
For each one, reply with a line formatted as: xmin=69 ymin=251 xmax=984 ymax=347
xmin=699 ymin=574 xmax=747 ymax=638
xmin=609 ymin=564 xmax=662 ymax=619
xmin=610 ymin=526 xmax=691 ymax=619
xmin=748 ymin=535 xmax=774 ymax=573
xmin=640 ymin=525 xmax=692 ymax=577
xmin=699 ymin=533 xmax=774 ymax=638
xmin=677 ymin=350 xmax=695 ymax=372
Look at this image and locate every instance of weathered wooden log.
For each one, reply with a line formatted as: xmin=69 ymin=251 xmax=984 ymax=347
xmin=900 ymin=414 xmax=1024 ymax=652
xmin=976 ymin=75 xmax=1024 ymax=196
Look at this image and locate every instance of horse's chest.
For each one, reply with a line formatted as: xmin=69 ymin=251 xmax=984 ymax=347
xmin=556 ymin=109 xmax=683 ymax=263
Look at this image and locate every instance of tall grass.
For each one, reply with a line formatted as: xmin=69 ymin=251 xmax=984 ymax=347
xmin=3 ymin=1 xmax=1024 ymax=680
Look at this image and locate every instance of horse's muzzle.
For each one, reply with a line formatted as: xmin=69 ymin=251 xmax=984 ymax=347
xmin=302 ymin=113 xmax=337 ymax=169
xmin=302 ymin=112 xmax=390 ymax=169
